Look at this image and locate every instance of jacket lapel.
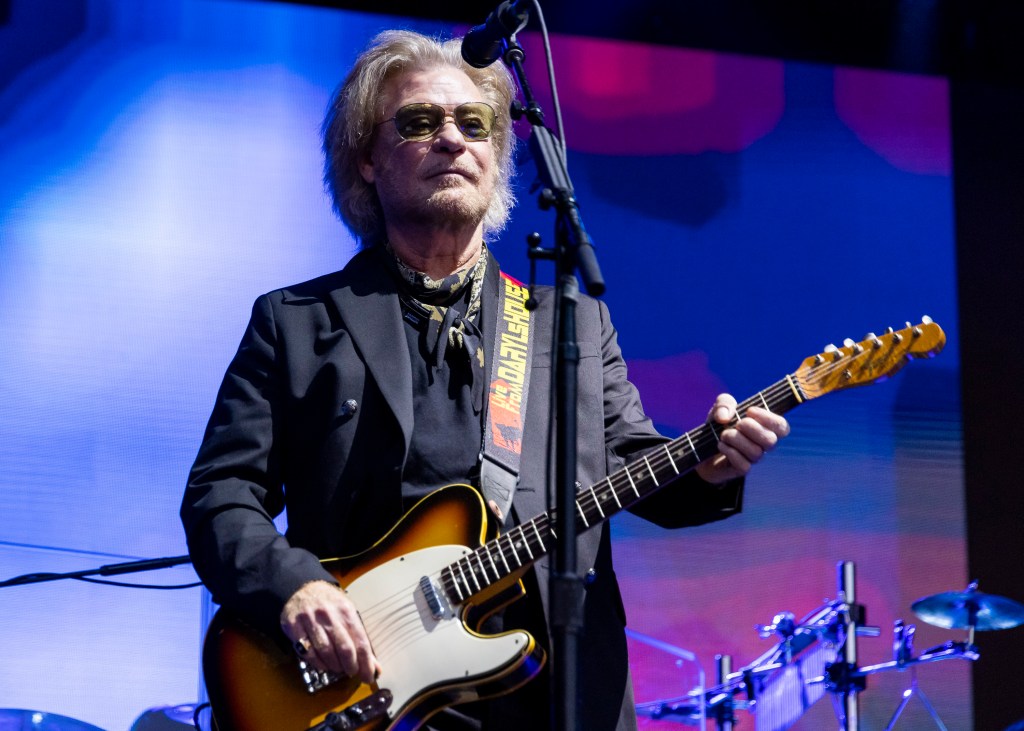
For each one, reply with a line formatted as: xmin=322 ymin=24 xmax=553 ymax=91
xmin=327 ymin=248 xmax=414 ymax=454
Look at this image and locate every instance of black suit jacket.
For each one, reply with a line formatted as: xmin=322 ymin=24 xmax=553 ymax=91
xmin=181 ymin=247 xmax=743 ymax=730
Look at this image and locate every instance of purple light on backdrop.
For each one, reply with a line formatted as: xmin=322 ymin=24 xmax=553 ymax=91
xmin=835 ymin=67 xmax=952 ymax=175
xmin=516 ymin=33 xmax=786 ymax=155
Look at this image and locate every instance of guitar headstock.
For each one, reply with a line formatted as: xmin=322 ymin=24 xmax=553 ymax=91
xmin=795 ymin=318 xmax=946 ymax=400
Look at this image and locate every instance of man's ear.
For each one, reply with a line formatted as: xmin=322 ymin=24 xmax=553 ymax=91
xmin=359 ymin=150 xmax=375 ymax=184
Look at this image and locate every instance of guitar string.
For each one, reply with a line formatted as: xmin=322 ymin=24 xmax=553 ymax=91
xmin=357 ymin=349 xmax=859 ymax=630
xmin=645 ymin=337 xmax=916 ymax=490
xmin=579 ymin=342 xmax=896 ymax=525
xmin=341 ymin=336 xmax=912 ymax=651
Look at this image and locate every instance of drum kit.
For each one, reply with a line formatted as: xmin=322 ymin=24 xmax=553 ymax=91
xmin=635 ymin=564 xmax=1024 ymax=731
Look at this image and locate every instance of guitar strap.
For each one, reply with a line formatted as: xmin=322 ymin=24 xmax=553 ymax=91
xmin=479 ymin=272 xmax=534 ymax=523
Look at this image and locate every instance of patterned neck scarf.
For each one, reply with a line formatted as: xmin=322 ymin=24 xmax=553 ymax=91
xmin=387 ymin=244 xmax=489 ymax=412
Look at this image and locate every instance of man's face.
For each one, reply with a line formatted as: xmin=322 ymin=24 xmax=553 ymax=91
xmin=360 ymin=66 xmax=497 ymax=236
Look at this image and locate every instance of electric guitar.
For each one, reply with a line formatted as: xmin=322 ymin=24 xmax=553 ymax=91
xmin=203 ymin=319 xmax=946 ymax=731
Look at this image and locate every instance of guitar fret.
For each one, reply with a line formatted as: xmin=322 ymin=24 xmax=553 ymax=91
xmin=456 ymin=562 xmax=472 ymax=596
xmin=474 ymin=552 xmax=490 ymax=585
xmin=643 ymin=455 xmax=659 ymax=486
xmin=684 ymin=431 xmax=698 ymax=459
xmin=504 ymin=533 xmax=522 ymax=566
xmin=531 ymin=522 xmax=547 ymax=552
xmin=664 ymin=444 xmax=679 ymax=474
xmin=483 ymin=543 xmax=501 ymax=576
xmin=517 ymin=528 xmax=534 ymax=560
xmin=758 ymin=390 xmax=770 ymax=410
xmin=576 ymin=501 xmax=590 ymax=528
xmin=589 ymin=486 xmax=606 ymax=518
xmin=473 ymin=563 xmax=485 ymax=589
xmin=493 ymin=540 xmax=511 ymax=573
xmin=460 ymin=556 xmax=479 ymax=593
xmin=606 ymin=477 xmax=623 ymax=508
xmin=624 ymin=466 xmax=640 ymax=498
xmin=444 ymin=567 xmax=463 ymax=601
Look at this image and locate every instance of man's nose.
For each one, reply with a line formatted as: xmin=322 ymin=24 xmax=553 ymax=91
xmin=433 ymin=118 xmax=467 ymax=151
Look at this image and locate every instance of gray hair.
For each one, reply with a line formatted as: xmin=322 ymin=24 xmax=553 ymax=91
xmin=322 ymin=30 xmax=518 ymax=247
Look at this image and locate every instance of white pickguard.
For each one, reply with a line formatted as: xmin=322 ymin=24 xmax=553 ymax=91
xmin=344 ymin=544 xmax=531 ymax=718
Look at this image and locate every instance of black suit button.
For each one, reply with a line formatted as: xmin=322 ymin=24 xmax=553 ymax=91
xmin=339 ymin=399 xmax=359 ymax=417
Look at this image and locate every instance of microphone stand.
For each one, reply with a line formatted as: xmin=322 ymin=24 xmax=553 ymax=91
xmin=496 ymin=31 xmax=605 ymax=731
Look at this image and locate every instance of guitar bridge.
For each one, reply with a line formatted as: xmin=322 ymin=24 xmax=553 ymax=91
xmin=298 ymin=660 xmax=342 ymax=694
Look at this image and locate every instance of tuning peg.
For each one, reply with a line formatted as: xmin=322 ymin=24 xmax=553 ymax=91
xmin=824 ymin=343 xmax=842 ymax=361
xmin=843 ymin=338 xmax=864 ymax=354
xmin=865 ymin=332 xmax=883 ymax=349
xmin=911 ymin=315 xmax=933 ymax=338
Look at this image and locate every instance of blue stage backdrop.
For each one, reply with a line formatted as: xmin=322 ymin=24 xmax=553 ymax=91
xmin=0 ymin=1 xmax=962 ymax=729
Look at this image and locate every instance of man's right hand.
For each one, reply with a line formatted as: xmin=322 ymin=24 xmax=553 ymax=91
xmin=279 ymin=580 xmax=381 ymax=684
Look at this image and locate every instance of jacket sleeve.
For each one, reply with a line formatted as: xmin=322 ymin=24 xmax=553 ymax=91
xmin=597 ymin=299 xmax=744 ymax=529
xmin=180 ymin=294 xmax=337 ymax=630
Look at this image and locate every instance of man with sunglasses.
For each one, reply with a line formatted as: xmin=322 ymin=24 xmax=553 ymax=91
xmin=182 ymin=29 xmax=789 ymax=731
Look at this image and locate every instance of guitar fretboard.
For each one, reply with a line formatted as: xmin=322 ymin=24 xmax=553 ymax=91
xmin=438 ymin=375 xmax=806 ymax=605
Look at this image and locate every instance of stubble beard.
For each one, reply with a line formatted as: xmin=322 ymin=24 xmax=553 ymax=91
xmin=384 ymin=174 xmax=495 ymax=234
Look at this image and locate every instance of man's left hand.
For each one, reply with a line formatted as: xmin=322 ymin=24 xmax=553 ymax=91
xmin=695 ymin=393 xmax=790 ymax=484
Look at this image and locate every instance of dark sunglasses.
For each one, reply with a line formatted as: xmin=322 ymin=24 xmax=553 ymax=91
xmin=379 ymin=102 xmax=496 ymax=142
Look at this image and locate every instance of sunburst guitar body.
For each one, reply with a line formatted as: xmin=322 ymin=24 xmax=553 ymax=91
xmin=203 ymin=485 xmax=543 ymax=731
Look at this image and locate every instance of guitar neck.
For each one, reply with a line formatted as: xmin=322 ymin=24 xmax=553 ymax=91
xmin=438 ymin=374 xmax=806 ymax=606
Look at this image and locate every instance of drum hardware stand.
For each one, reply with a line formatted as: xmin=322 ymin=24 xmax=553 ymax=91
xmin=882 ymin=619 xmax=951 ymax=730
xmin=826 ymin=561 xmax=868 ymax=731
xmin=883 ymin=669 xmax=947 ymax=731
xmin=711 ymin=655 xmax=736 ymax=731
xmin=879 ymin=618 xmax=954 ymax=731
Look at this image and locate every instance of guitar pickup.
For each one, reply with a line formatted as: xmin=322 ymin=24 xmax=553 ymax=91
xmin=419 ymin=575 xmax=449 ymax=620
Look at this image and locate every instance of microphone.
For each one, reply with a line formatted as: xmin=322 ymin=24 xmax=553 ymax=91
xmin=461 ymin=0 xmax=531 ymax=69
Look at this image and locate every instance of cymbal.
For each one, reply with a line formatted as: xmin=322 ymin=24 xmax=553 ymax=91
xmin=912 ymin=582 xmax=1024 ymax=631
